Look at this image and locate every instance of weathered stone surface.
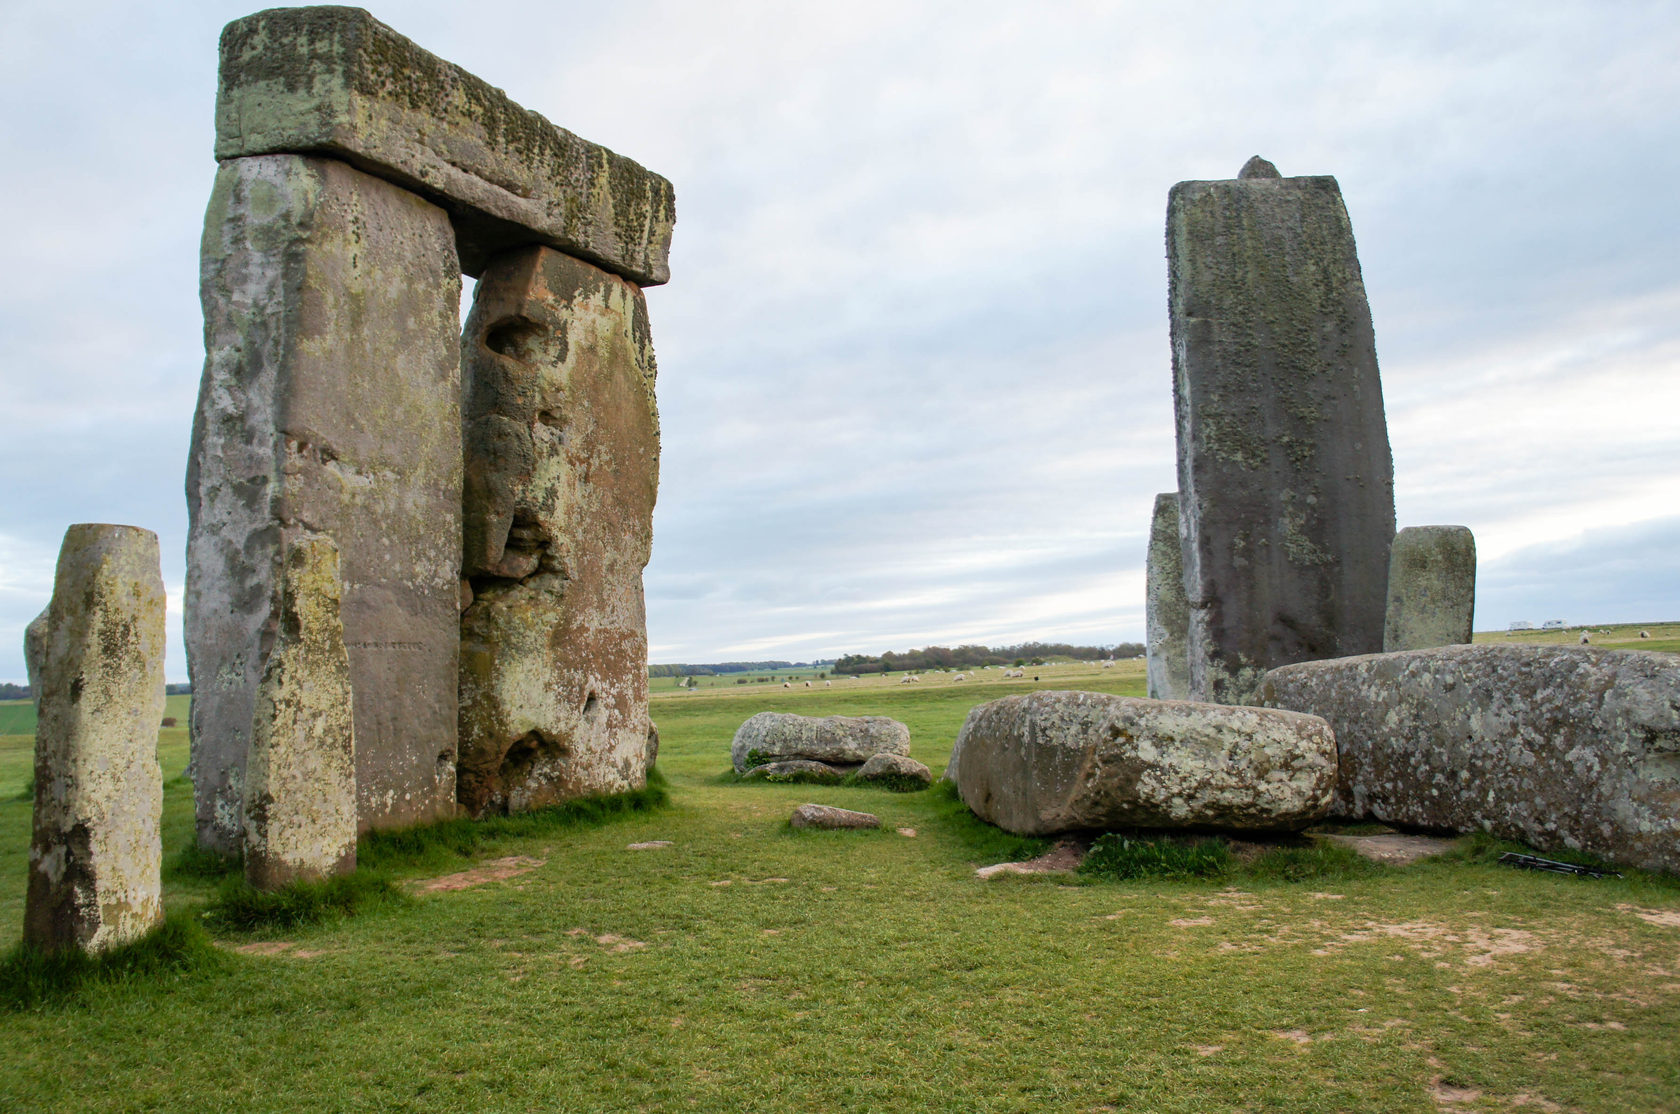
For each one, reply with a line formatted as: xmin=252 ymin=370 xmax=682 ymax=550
xmin=243 ymin=537 xmax=357 ymax=890
xmin=855 ymin=752 xmax=933 ymax=789
xmin=1145 ymin=492 xmax=1190 ymax=701
xmin=25 ymin=525 xmax=166 ymax=954
xmin=740 ymin=759 xmax=848 ymax=784
xmin=1238 ymin=155 xmax=1281 ymax=179
xmin=789 ymin=803 xmax=880 ymax=830
xmin=187 ymin=153 xmax=462 ymax=852
xmin=23 ymin=606 xmax=47 ymax=712
xmin=731 ymin=712 xmax=911 ymax=774
xmin=1258 ymin=644 xmax=1680 ymax=874
xmin=214 ymin=6 xmax=675 ymax=285
xmin=1168 ymin=162 xmax=1395 ymax=703
xmin=945 ymin=691 xmax=1336 ymax=836
xmin=1383 ymin=526 xmax=1476 ymax=652
xmin=456 ymin=246 xmax=659 ymax=817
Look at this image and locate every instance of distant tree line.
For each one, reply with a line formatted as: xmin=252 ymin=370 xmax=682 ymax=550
xmin=648 ymin=661 xmax=799 ymax=678
xmin=833 ymin=641 xmax=1143 ymax=675
xmin=0 ymin=683 xmax=28 ymax=701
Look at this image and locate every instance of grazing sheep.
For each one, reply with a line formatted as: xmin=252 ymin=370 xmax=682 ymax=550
xmin=783 ymin=681 xmax=791 ymax=688
xmin=1641 ymin=630 xmax=1651 ymax=639
xmin=1579 ymin=632 xmax=1591 ymax=645
xmin=824 ymin=680 xmax=832 ymax=687
xmin=804 ymin=681 xmax=811 ymax=688
xmin=952 ymin=673 xmax=966 ymax=682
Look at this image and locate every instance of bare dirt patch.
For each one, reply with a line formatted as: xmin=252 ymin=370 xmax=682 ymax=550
xmin=627 ymin=841 xmax=673 ymax=851
xmin=1170 ymin=916 xmax=1214 ymax=928
xmin=412 ymin=855 xmax=546 ymax=893
xmin=1326 ymin=832 xmax=1458 ymax=866
xmin=976 ymin=838 xmax=1087 ymax=879
xmin=1617 ymin=903 xmax=1680 ymax=929
xmin=231 ymin=940 xmax=328 ymax=959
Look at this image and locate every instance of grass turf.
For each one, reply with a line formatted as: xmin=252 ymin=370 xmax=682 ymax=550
xmin=0 ymin=659 xmax=1675 ymax=1111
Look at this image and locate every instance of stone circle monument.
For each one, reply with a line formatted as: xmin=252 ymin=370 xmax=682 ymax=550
xmin=186 ymin=6 xmax=674 ymax=849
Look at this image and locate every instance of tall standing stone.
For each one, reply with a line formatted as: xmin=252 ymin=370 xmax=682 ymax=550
xmin=1168 ymin=159 xmax=1395 ymax=703
xmin=1145 ymin=492 xmax=1191 ymax=701
xmin=187 ymin=153 xmax=463 ymax=852
xmin=25 ymin=525 xmax=166 ymax=954
xmin=1384 ymin=525 xmax=1476 ymax=651
xmin=243 ymin=537 xmax=358 ymax=890
xmin=457 ymin=246 xmax=660 ymax=816
xmin=23 ymin=606 xmax=48 ymax=712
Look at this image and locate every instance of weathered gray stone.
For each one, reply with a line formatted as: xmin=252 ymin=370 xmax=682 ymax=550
xmin=945 ymin=690 xmax=1336 ymax=836
xmin=457 ymin=246 xmax=659 ymax=817
xmin=187 ymin=153 xmax=462 ymax=852
xmin=23 ymin=606 xmax=47 ymax=712
xmin=855 ymin=752 xmax=933 ymax=790
xmin=1145 ymin=492 xmax=1190 ymax=701
xmin=731 ymin=712 xmax=911 ymax=774
xmin=243 ymin=537 xmax=357 ymax=890
xmin=1168 ymin=161 xmax=1395 ymax=704
xmin=740 ymin=759 xmax=847 ymax=784
xmin=1238 ymin=155 xmax=1281 ymax=179
xmin=1258 ymin=644 xmax=1680 ymax=874
xmin=25 ymin=525 xmax=166 ymax=954
xmin=789 ymin=803 xmax=880 ymax=830
xmin=1383 ymin=525 xmax=1476 ymax=651
xmin=214 ymin=6 xmax=675 ymax=285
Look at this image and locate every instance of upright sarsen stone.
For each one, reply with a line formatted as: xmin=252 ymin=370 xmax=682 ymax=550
xmin=1145 ymin=493 xmax=1190 ymax=701
xmin=26 ymin=525 xmax=166 ymax=954
xmin=243 ymin=537 xmax=357 ymax=890
xmin=187 ymin=153 xmax=462 ymax=852
xmin=1384 ymin=525 xmax=1476 ymax=651
xmin=1168 ymin=160 xmax=1395 ymax=703
xmin=457 ymin=246 xmax=659 ymax=816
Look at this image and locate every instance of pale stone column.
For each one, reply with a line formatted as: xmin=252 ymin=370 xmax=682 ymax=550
xmin=1145 ymin=493 xmax=1191 ymax=701
xmin=457 ymin=246 xmax=660 ymax=816
xmin=187 ymin=153 xmax=463 ymax=852
xmin=1384 ymin=526 xmax=1476 ymax=651
xmin=25 ymin=524 xmax=166 ymax=954
xmin=1168 ymin=157 xmax=1395 ymax=703
xmin=243 ymin=537 xmax=358 ymax=889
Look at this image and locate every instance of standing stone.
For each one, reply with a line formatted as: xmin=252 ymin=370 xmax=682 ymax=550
xmin=23 ymin=606 xmax=48 ymax=712
xmin=1145 ymin=492 xmax=1191 ymax=701
xmin=1168 ymin=160 xmax=1395 ymax=704
xmin=243 ymin=537 xmax=357 ymax=890
xmin=1383 ymin=526 xmax=1476 ymax=651
xmin=187 ymin=153 xmax=463 ymax=852
xmin=457 ymin=246 xmax=660 ymax=816
xmin=25 ymin=525 xmax=165 ymax=954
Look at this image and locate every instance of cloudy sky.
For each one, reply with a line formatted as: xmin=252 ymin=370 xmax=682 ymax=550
xmin=2 ymin=1 xmax=1677 ymax=680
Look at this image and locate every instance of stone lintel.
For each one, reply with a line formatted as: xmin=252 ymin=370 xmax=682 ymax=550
xmin=214 ymin=5 xmax=675 ymax=285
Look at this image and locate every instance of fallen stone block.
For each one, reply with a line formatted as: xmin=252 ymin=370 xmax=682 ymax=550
xmin=26 ymin=525 xmax=166 ymax=954
xmin=1383 ymin=525 xmax=1476 ymax=651
xmin=214 ymin=6 xmax=675 ymax=284
xmin=731 ymin=712 xmax=910 ymax=773
xmin=243 ymin=537 xmax=358 ymax=890
xmin=1259 ymin=644 xmax=1680 ymax=874
xmin=740 ymin=759 xmax=848 ymax=784
xmin=945 ymin=691 xmax=1336 ymax=836
xmin=789 ymin=804 xmax=880 ymax=830
xmin=854 ymin=753 xmax=932 ymax=790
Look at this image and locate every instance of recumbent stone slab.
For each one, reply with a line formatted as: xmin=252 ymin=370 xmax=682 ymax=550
xmin=945 ymin=690 xmax=1336 ymax=837
xmin=243 ymin=537 xmax=358 ymax=889
xmin=215 ymin=6 xmax=675 ymax=284
xmin=1168 ymin=160 xmax=1395 ymax=704
xmin=26 ymin=525 xmax=166 ymax=954
xmin=1383 ymin=525 xmax=1476 ymax=651
xmin=731 ymin=712 xmax=911 ymax=774
xmin=1145 ymin=492 xmax=1190 ymax=701
xmin=187 ymin=153 xmax=462 ymax=852
xmin=457 ymin=246 xmax=660 ymax=816
xmin=1258 ymin=644 xmax=1680 ymax=875
xmin=789 ymin=804 xmax=880 ymax=830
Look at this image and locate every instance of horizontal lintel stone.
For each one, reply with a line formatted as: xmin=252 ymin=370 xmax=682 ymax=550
xmin=214 ymin=5 xmax=675 ymax=285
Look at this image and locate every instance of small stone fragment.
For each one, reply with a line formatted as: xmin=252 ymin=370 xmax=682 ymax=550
xmin=23 ymin=606 xmax=47 ymax=712
xmin=1383 ymin=526 xmax=1476 ymax=651
xmin=1238 ymin=155 xmax=1281 ymax=179
xmin=1145 ymin=492 xmax=1190 ymax=701
xmin=740 ymin=759 xmax=848 ymax=784
xmin=946 ymin=691 xmax=1336 ymax=836
xmin=789 ymin=803 xmax=880 ymax=830
xmin=25 ymin=524 xmax=166 ymax=954
xmin=242 ymin=537 xmax=358 ymax=890
xmin=731 ymin=712 xmax=910 ymax=773
xmin=854 ymin=753 xmax=933 ymax=790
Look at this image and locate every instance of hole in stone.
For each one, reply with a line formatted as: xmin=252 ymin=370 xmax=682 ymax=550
xmin=536 ymin=409 xmax=564 ymax=429
xmin=484 ymin=316 xmax=545 ymax=364
xmin=500 ymin=730 xmax=567 ymax=787
xmin=583 ymin=692 xmax=602 ymax=720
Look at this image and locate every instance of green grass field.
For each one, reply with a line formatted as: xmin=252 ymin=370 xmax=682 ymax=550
xmin=0 ymin=662 xmax=1676 ymax=1111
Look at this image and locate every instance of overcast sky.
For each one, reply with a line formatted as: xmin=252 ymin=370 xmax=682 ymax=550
xmin=1 ymin=0 xmax=1677 ymax=680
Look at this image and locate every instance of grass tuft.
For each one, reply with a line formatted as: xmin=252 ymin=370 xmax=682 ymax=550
xmin=1245 ymin=839 xmax=1384 ymax=882
xmin=357 ymin=768 xmax=670 ymax=874
xmin=203 ymin=870 xmax=408 ymax=933
xmin=1079 ymin=833 xmax=1233 ymax=881
xmin=165 ymin=842 xmax=241 ymax=883
xmin=844 ymin=772 xmax=930 ymax=793
xmin=0 ymin=913 xmax=228 ymax=1012
xmin=926 ymin=780 xmax=1051 ymax=864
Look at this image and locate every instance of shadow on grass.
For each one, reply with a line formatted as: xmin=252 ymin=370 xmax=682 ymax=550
xmin=925 ymin=780 xmax=1051 ymax=865
xmin=203 ymin=871 xmax=410 ymax=933
xmin=1430 ymin=830 xmax=1680 ymax=894
xmin=0 ymin=913 xmax=229 ymax=1012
